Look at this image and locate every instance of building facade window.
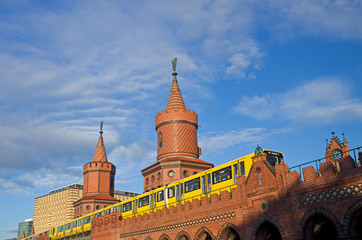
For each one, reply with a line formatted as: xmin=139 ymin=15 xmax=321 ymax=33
xmin=168 ymin=170 xmax=175 ymax=178
xmin=257 ymin=168 xmax=262 ymax=186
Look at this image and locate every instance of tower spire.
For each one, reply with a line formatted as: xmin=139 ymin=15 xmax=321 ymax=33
xmin=166 ymin=57 xmax=186 ymax=110
xmin=92 ymin=121 xmax=108 ymax=162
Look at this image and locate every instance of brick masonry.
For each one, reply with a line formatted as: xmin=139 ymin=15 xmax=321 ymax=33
xmin=92 ymin=150 xmax=362 ymax=240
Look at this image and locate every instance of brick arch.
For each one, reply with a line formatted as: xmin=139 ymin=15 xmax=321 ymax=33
xmin=145 ymin=237 xmax=153 ymax=240
xmin=298 ymin=206 xmax=342 ymax=240
xmin=159 ymin=233 xmax=171 ymax=240
xmin=216 ymin=222 xmax=242 ymax=240
xmin=194 ymin=226 xmax=214 ymax=240
xmin=343 ymin=198 xmax=362 ymax=236
xmin=251 ymin=215 xmax=286 ymax=240
xmin=175 ymin=230 xmax=191 ymax=240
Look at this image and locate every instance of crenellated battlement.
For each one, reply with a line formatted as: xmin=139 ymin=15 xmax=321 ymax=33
xmin=276 ymin=154 xmax=361 ymax=195
xmin=155 ymin=109 xmax=198 ymax=129
xmin=83 ymin=161 xmax=116 ymax=173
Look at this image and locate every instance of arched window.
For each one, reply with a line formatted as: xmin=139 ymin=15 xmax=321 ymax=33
xmin=257 ymin=168 xmax=262 ymax=186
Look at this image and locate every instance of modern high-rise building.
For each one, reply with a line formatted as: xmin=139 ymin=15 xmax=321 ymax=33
xmin=33 ymin=184 xmax=139 ymax=233
xmin=17 ymin=219 xmax=33 ymax=238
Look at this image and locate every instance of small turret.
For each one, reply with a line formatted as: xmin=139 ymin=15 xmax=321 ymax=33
xmin=73 ymin=122 xmax=119 ymax=217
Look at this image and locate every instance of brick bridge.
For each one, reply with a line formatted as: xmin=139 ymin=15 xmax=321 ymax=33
xmin=89 ymin=147 xmax=362 ymax=240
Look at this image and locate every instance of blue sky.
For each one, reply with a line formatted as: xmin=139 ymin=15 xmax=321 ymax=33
xmin=1 ymin=0 xmax=362 ymax=238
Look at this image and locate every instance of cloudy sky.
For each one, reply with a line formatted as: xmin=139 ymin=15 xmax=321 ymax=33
xmin=1 ymin=0 xmax=362 ymax=238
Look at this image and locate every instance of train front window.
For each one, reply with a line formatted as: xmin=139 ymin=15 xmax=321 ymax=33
xmin=265 ymin=151 xmax=284 ymax=167
xmin=212 ymin=166 xmax=232 ymax=184
xmin=138 ymin=196 xmax=149 ymax=207
xmin=123 ymin=202 xmax=132 ymax=212
xmin=185 ymin=178 xmax=200 ymax=193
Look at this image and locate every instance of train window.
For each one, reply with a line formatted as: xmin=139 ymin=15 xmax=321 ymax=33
xmin=95 ymin=212 xmax=101 ymax=218
xmin=157 ymin=190 xmax=164 ymax=202
xmin=66 ymin=223 xmax=70 ymax=230
xmin=85 ymin=216 xmax=91 ymax=224
xmin=73 ymin=221 xmax=77 ymax=227
xmin=58 ymin=226 xmax=63 ymax=232
xmin=212 ymin=166 xmax=232 ymax=184
xmin=185 ymin=178 xmax=200 ymax=193
xmin=168 ymin=186 xmax=175 ymax=198
xmin=138 ymin=196 xmax=150 ymax=207
xmin=113 ymin=206 xmax=117 ymax=212
xmin=266 ymin=151 xmax=284 ymax=166
xmin=123 ymin=202 xmax=132 ymax=212
xmin=240 ymin=162 xmax=245 ymax=175
xmin=106 ymin=208 xmax=111 ymax=214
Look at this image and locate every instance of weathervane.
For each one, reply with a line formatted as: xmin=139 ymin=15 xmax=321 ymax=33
xmin=100 ymin=121 xmax=103 ymax=135
xmin=172 ymin=57 xmax=177 ymax=76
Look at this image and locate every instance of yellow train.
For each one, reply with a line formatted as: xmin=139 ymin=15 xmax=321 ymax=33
xmin=24 ymin=149 xmax=283 ymax=240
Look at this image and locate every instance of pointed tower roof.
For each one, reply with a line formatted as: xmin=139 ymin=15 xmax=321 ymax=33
xmin=166 ymin=57 xmax=186 ymax=110
xmin=92 ymin=121 xmax=108 ymax=162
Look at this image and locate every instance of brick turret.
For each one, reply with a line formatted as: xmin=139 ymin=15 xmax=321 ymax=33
xmin=142 ymin=58 xmax=213 ymax=192
xmin=73 ymin=122 xmax=119 ymax=217
xmin=325 ymin=132 xmax=350 ymax=163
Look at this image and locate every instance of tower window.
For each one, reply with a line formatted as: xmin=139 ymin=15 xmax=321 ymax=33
xmin=158 ymin=132 xmax=163 ymax=148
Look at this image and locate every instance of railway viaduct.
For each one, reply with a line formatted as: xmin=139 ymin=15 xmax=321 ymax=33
xmin=90 ymin=142 xmax=362 ymax=240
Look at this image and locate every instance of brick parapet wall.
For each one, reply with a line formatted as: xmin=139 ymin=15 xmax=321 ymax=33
xmin=92 ymin=154 xmax=362 ymax=240
xmin=83 ymin=162 xmax=116 ymax=174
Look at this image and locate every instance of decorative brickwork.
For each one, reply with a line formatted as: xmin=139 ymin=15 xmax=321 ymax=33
xmin=300 ymin=183 xmax=362 ymax=205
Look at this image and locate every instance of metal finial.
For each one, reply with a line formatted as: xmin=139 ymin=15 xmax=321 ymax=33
xmin=172 ymin=57 xmax=177 ymax=76
xmin=100 ymin=121 xmax=103 ymax=135
xmin=331 ymin=131 xmax=335 ymax=137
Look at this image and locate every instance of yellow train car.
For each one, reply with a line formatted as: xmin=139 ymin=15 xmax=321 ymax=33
xmin=164 ymin=149 xmax=283 ymax=206
xmin=23 ymin=149 xmax=283 ymax=240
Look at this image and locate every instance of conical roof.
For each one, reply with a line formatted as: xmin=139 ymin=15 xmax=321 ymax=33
xmin=92 ymin=131 xmax=108 ymax=162
xmin=166 ymin=77 xmax=186 ymax=110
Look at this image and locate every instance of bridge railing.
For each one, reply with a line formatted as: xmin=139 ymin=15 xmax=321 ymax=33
xmin=289 ymin=146 xmax=361 ymax=181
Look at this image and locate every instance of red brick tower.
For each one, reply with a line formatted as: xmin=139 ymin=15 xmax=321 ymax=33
xmin=142 ymin=58 xmax=213 ymax=192
xmin=73 ymin=122 xmax=119 ymax=217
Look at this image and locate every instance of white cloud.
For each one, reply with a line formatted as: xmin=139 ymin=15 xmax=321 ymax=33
xmin=259 ymin=0 xmax=362 ymax=41
xmin=199 ymin=128 xmax=272 ymax=155
xmin=233 ymin=77 xmax=362 ymax=123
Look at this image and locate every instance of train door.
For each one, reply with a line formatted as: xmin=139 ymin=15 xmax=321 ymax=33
xmin=202 ymin=174 xmax=211 ymax=194
xmin=233 ymin=163 xmax=238 ymax=184
xmin=164 ymin=187 xmax=168 ymax=207
xmin=176 ymin=183 xmax=184 ymax=202
xmin=150 ymin=193 xmax=156 ymax=210
xmin=132 ymin=199 xmax=137 ymax=215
